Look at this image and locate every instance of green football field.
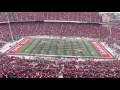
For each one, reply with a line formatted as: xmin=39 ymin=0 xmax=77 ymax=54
xmin=6 ymin=38 xmax=114 ymax=59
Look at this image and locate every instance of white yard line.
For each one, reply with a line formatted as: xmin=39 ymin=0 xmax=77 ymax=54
xmin=10 ymin=53 xmax=104 ymax=58
xmin=80 ymin=40 xmax=90 ymax=56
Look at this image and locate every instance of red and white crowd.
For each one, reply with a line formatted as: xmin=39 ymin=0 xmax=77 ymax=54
xmin=105 ymin=23 xmax=120 ymax=55
xmin=0 ymin=54 xmax=120 ymax=78
xmin=0 ymin=23 xmax=109 ymax=42
xmin=0 ymin=12 xmax=102 ymax=23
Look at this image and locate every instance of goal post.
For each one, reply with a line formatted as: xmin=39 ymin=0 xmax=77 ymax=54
xmin=6 ymin=12 xmax=14 ymax=43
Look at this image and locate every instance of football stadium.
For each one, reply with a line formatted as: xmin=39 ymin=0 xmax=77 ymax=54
xmin=0 ymin=12 xmax=120 ymax=78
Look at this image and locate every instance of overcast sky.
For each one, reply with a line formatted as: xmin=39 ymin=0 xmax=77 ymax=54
xmin=99 ymin=12 xmax=120 ymax=14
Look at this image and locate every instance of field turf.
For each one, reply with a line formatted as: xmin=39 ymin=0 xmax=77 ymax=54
xmin=6 ymin=38 xmax=114 ymax=59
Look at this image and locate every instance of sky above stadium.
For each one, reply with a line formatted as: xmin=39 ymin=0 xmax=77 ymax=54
xmin=99 ymin=12 xmax=120 ymax=14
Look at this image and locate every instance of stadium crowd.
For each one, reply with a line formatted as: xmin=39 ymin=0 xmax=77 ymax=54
xmin=0 ymin=12 xmax=105 ymax=42
xmin=0 ymin=12 xmax=102 ymax=23
xmin=105 ymin=23 xmax=120 ymax=55
xmin=0 ymin=54 xmax=120 ymax=78
xmin=0 ymin=22 xmax=109 ymax=42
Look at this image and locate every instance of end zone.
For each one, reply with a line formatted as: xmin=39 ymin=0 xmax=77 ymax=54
xmin=8 ymin=38 xmax=31 ymax=54
xmin=90 ymin=40 xmax=112 ymax=58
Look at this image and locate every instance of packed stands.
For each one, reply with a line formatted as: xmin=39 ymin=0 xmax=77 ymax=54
xmin=0 ymin=12 xmax=103 ymax=42
xmin=0 ymin=12 xmax=102 ymax=23
xmin=0 ymin=24 xmax=12 ymax=42
xmin=106 ymin=23 xmax=120 ymax=45
xmin=0 ymin=22 xmax=109 ymax=42
xmin=105 ymin=23 xmax=120 ymax=55
xmin=0 ymin=54 xmax=119 ymax=78
xmin=0 ymin=13 xmax=8 ymax=22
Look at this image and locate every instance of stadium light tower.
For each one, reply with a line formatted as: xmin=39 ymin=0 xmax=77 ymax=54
xmin=6 ymin=12 xmax=14 ymax=43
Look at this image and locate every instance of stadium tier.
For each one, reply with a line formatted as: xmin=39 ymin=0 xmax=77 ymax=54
xmin=0 ymin=12 xmax=102 ymax=23
xmin=0 ymin=54 xmax=120 ymax=78
xmin=105 ymin=23 xmax=120 ymax=55
xmin=0 ymin=22 xmax=109 ymax=41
